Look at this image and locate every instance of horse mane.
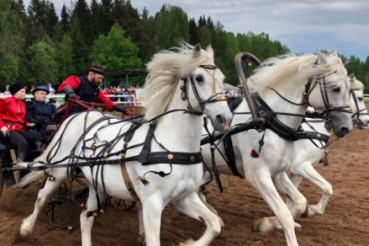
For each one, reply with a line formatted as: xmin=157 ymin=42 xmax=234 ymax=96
xmin=349 ymin=74 xmax=364 ymax=90
xmin=143 ymin=43 xmax=214 ymax=120
xmin=249 ymin=53 xmax=347 ymax=98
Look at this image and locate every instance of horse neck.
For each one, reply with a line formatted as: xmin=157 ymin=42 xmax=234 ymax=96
xmin=154 ymin=84 xmax=202 ymax=152
xmin=263 ymin=76 xmax=308 ymax=129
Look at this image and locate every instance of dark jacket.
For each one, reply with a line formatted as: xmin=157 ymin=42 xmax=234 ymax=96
xmin=26 ymin=100 xmax=56 ymax=137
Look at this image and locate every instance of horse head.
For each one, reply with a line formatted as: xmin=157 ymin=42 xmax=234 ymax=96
xmin=303 ymin=50 xmax=353 ymax=137
xmin=144 ymin=43 xmax=233 ymax=132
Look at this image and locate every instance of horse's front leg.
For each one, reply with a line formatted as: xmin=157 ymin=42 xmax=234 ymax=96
xmin=273 ymin=172 xmax=307 ymax=219
xmin=16 ymin=174 xmax=65 ymax=241
xmin=80 ymin=185 xmax=103 ymax=246
xmin=248 ymin=171 xmax=299 ymax=246
xmin=172 ymin=192 xmax=222 ymax=246
xmin=141 ymin=198 xmax=165 ymax=246
xmin=289 ymin=162 xmax=333 ymax=217
xmin=136 ymin=202 xmax=146 ymax=245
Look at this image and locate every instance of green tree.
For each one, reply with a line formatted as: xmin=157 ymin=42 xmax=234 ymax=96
xmin=60 ymin=4 xmax=70 ymax=33
xmin=69 ymin=16 xmax=89 ymax=74
xmin=56 ymin=34 xmax=75 ymax=81
xmin=26 ymin=38 xmax=58 ymax=84
xmin=152 ymin=5 xmax=189 ymax=50
xmin=199 ymin=26 xmax=212 ymax=49
xmin=188 ymin=18 xmax=199 ymax=45
xmin=0 ymin=0 xmax=25 ymax=83
xmin=90 ymin=23 xmax=142 ymax=72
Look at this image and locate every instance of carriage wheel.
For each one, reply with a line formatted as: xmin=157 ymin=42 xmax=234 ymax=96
xmin=42 ymin=180 xmax=75 ymax=228
xmin=106 ymin=196 xmax=137 ymax=211
xmin=0 ymin=168 xmax=4 ymax=198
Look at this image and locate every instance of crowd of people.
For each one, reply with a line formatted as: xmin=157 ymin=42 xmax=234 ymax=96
xmin=0 ymin=63 xmax=128 ymax=185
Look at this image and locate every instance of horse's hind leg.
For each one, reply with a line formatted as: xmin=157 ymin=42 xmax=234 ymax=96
xmin=172 ymin=192 xmax=222 ymax=246
xmin=80 ymin=185 xmax=102 ymax=246
xmin=17 ymin=173 xmax=66 ymax=239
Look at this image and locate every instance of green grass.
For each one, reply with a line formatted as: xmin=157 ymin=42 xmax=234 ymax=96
xmin=364 ymin=98 xmax=369 ymax=103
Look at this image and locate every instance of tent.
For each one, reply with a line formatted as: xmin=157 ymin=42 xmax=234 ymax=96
xmin=223 ymin=83 xmax=239 ymax=90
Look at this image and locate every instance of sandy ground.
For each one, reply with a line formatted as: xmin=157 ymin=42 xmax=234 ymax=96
xmin=0 ymin=117 xmax=368 ymax=246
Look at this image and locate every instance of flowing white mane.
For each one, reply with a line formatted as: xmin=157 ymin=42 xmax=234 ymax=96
xmin=143 ymin=43 xmax=214 ymax=120
xmin=249 ymin=52 xmax=347 ymax=97
xmin=349 ymin=74 xmax=364 ymax=90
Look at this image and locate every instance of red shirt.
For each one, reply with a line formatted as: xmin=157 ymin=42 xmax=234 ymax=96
xmin=0 ymin=97 xmax=28 ymax=132
xmin=58 ymin=76 xmax=114 ymax=111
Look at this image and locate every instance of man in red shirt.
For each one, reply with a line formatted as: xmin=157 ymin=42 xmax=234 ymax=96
xmin=57 ymin=63 xmax=126 ymax=120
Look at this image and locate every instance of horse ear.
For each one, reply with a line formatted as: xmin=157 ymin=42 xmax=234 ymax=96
xmin=206 ymin=45 xmax=214 ymax=58
xmin=329 ymin=49 xmax=337 ymax=56
xmin=193 ymin=43 xmax=201 ymax=58
xmin=349 ymin=73 xmax=356 ymax=82
xmin=317 ymin=52 xmax=328 ymax=64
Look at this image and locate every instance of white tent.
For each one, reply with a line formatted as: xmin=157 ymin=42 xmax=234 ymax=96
xmin=223 ymin=83 xmax=238 ymax=90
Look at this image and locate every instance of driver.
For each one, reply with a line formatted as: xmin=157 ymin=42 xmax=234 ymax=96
xmin=57 ymin=63 xmax=126 ymax=120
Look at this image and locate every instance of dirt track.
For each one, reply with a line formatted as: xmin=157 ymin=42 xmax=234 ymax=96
xmin=0 ymin=124 xmax=369 ymax=246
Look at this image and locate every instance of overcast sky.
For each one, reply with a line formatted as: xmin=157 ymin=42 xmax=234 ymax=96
xmin=24 ymin=0 xmax=369 ymax=61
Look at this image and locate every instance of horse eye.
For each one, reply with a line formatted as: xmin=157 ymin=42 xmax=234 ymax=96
xmin=332 ymin=87 xmax=341 ymax=93
xmin=358 ymin=97 xmax=363 ymax=101
xmin=195 ymin=75 xmax=204 ymax=83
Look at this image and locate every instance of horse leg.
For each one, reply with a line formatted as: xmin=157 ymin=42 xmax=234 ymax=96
xmin=80 ymin=185 xmax=102 ymax=246
xmin=273 ymin=172 xmax=307 ymax=219
xmin=136 ymin=202 xmax=146 ymax=245
xmin=16 ymin=173 xmax=65 ymax=240
xmin=249 ymin=173 xmax=299 ymax=246
xmin=141 ymin=198 xmax=165 ymax=246
xmin=172 ymin=192 xmax=222 ymax=246
xmin=290 ymin=162 xmax=333 ymax=217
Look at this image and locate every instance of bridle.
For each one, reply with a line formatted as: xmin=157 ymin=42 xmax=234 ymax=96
xmin=266 ymin=71 xmax=352 ymax=119
xmin=304 ymin=73 xmax=352 ymax=117
xmin=180 ymin=64 xmax=227 ymax=115
xmin=349 ymin=88 xmax=369 ymax=127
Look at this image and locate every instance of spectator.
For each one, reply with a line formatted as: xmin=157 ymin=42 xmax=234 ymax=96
xmin=57 ymin=63 xmax=126 ymax=121
xmin=26 ymin=85 xmax=57 ymax=138
xmin=47 ymin=83 xmax=56 ymax=94
xmin=4 ymin=85 xmax=10 ymax=95
xmin=0 ymin=82 xmax=42 ymax=163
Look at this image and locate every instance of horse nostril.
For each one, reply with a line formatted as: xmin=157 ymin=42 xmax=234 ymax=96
xmin=340 ymin=127 xmax=350 ymax=136
xmin=216 ymin=115 xmax=226 ymax=125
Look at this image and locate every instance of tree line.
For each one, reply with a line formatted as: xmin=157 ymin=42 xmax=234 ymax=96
xmin=1 ymin=0 xmax=369 ymax=92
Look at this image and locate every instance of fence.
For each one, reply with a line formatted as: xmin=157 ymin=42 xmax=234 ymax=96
xmin=0 ymin=93 xmax=139 ymax=108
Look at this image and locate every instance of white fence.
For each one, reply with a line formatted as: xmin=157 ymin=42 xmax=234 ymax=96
xmin=0 ymin=93 xmax=140 ymax=108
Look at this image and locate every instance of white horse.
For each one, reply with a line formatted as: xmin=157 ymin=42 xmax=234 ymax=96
xmin=15 ymin=43 xmax=233 ymax=246
xmin=199 ymin=51 xmax=353 ymax=246
xmin=288 ymin=74 xmax=369 ymax=217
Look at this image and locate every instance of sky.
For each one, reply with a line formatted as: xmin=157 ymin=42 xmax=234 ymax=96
xmin=23 ymin=0 xmax=369 ymax=61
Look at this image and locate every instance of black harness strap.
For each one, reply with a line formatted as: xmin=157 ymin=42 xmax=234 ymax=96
xmin=222 ymin=136 xmax=243 ymax=177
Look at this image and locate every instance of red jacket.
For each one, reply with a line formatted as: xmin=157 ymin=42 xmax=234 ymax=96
xmin=58 ymin=76 xmax=114 ymax=111
xmin=0 ymin=97 xmax=28 ymax=132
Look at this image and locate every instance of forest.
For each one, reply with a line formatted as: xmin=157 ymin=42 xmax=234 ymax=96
xmin=1 ymin=0 xmax=369 ymax=91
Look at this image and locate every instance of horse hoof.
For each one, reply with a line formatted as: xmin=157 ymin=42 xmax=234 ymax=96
xmin=136 ymin=235 xmax=146 ymax=245
xmin=13 ymin=230 xmax=25 ymax=244
xmin=251 ymin=218 xmax=263 ymax=232
xmin=301 ymin=206 xmax=310 ymax=218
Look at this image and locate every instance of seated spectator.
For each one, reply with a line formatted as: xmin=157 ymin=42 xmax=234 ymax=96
xmin=26 ymin=85 xmax=57 ymax=138
xmin=0 ymin=82 xmax=42 ymax=163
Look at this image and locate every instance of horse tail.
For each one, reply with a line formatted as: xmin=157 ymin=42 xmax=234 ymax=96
xmin=13 ymin=160 xmax=47 ymax=189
